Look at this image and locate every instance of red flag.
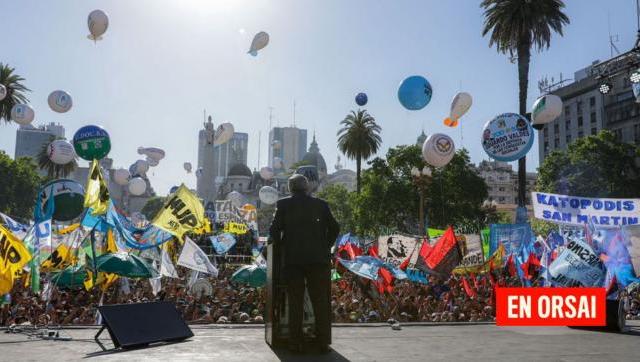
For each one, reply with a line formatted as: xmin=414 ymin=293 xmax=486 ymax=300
xmin=368 ymin=245 xmax=379 ymax=258
xmin=520 ymin=253 xmax=541 ymax=280
xmin=340 ymin=243 xmax=357 ymax=260
xmin=399 ymin=256 xmax=410 ymax=271
xmin=462 ymin=277 xmax=477 ymax=298
xmin=421 ymin=227 xmax=462 ymax=275
xmin=505 ymin=254 xmax=517 ymax=277
xmin=470 ymin=272 xmax=479 ymax=289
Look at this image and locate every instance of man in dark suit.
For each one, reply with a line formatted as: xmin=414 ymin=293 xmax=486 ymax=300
xmin=269 ymin=174 xmax=340 ymax=353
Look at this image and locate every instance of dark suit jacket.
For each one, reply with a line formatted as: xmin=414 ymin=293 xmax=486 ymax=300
xmin=269 ymin=194 xmax=340 ymax=265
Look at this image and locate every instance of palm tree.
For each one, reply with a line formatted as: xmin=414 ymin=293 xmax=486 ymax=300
xmin=0 ymin=63 xmax=30 ymax=124
xmin=37 ymin=136 xmax=78 ymax=179
xmin=337 ymin=109 xmax=382 ymax=193
xmin=481 ymin=0 xmax=569 ymax=207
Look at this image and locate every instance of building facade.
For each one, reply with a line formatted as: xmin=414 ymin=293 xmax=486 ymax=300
xmin=268 ymin=126 xmax=307 ymax=171
xmin=476 ymin=160 xmax=537 ymax=205
xmin=539 ymin=57 xmax=640 ymax=162
xmin=14 ymin=123 xmax=65 ymax=166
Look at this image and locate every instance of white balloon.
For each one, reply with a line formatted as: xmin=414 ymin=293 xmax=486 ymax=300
xmin=444 ymin=92 xmax=472 ymax=127
xmin=10 ymin=104 xmax=35 ymax=125
xmin=248 ymin=31 xmax=269 ymax=56
xmin=214 ymin=123 xmax=234 ymax=145
xmin=47 ymin=90 xmax=73 ymax=113
xmin=0 ymin=84 xmax=6 ymax=101
xmin=259 ymin=186 xmax=279 ymax=205
xmin=47 ymin=139 xmax=75 ymax=165
xmin=260 ymin=166 xmax=274 ymax=180
xmin=146 ymin=156 xmax=159 ymax=167
xmin=130 ymin=159 xmax=149 ymax=176
xmin=113 ymin=168 xmax=130 ymax=186
xmin=531 ymin=94 xmax=563 ymax=127
xmin=137 ymin=146 xmax=165 ymax=161
xmin=422 ymin=133 xmax=455 ymax=168
xmin=184 ymin=162 xmax=192 ymax=173
xmin=128 ymin=177 xmax=147 ymax=196
xmin=226 ymin=191 xmax=244 ymax=208
xmin=87 ymin=9 xmax=109 ymax=41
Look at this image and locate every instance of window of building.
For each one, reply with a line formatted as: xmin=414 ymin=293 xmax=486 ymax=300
xmin=577 ymin=101 xmax=583 ymax=114
xmin=565 ymin=120 xmax=570 ymax=130
xmin=590 ymin=112 xmax=596 ymax=123
xmin=578 ymin=116 xmax=583 ymax=127
xmin=554 ymin=138 xmax=560 ymax=147
xmin=499 ymin=187 xmax=505 ymax=192
xmin=564 ymin=106 xmax=570 ymax=118
xmin=566 ymin=134 xmax=571 ymax=144
xmin=634 ymin=124 xmax=640 ymax=143
xmin=544 ymin=141 xmax=549 ymax=152
xmin=589 ymin=96 xmax=596 ymax=107
xmin=615 ymin=129 xmax=623 ymax=140
xmin=591 ymin=127 xmax=597 ymax=135
xmin=498 ymin=197 xmax=505 ymax=202
xmin=554 ymin=124 xmax=559 ymax=133
xmin=543 ymin=127 xmax=549 ymax=138
xmin=578 ymin=130 xmax=584 ymax=138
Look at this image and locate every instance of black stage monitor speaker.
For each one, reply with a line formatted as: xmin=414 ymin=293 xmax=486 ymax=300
xmin=95 ymin=301 xmax=193 ymax=350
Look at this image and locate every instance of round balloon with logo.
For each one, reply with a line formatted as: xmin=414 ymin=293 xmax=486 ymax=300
xmin=481 ymin=113 xmax=534 ymax=162
xmin=40 ymin=179 xmax=85 ymax=222
xmin=48 ymin=90 xmax=73 ymax=113
xmin=73 ymin=125 xmax=111 ymax=161
xmin=422 ymin=133 xmax=455 ymax=167
xmin=259 ymin=186 xmax=279 ymax=205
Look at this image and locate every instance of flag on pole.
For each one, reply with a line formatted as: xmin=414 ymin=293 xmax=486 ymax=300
xmin=84 ymin=160 xmax=110 ymax=215
xmin=178 ymin=236 xmax=218 ymax=276
xmin=153 ymin=185 xmax=206 ymax=238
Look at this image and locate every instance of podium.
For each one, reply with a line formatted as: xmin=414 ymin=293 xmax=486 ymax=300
xmin=265 ymin=242 xmax=331 ymax=348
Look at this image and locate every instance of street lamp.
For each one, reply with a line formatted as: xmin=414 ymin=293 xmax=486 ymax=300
xmin=411 ymin=166 xmax=433 ymax=236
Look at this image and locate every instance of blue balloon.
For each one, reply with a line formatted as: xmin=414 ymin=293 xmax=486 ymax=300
xmin=397 ymin=75 xmax=432 ymax=110
xmin=355 ymin=92 xmax=368 ymax=106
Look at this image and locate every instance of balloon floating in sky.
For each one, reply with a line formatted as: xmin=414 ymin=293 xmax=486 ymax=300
xmin=444 ymin=92 xmax=472 ymax=128
xmin=169 ymin=185 xmax=179 ymax=194
xmin=260 ymin=166 xmax=274 ymax=180
xmin=47 ymin=139 xmax=76 ymax=165
xmin=184 ymin=162 xmax=192 ymax=173
xmin=531 ymin=94 xmax=563 ymax=130
xmin=355 ymin=92 xmax=368 ymax=106
xmin=11 ymin=104 xmax=35 ymax=125
xmin=146 ymin=156 xmax=159 ymax=167
xmin=482 ymin=113 xmax=534 ymax=162
xmin=248 ymin=31 xmax=269 ymax=56
xmin=226 ymin=191 xmax=245 ymax=208
xmin=259 ymin=186 xmax=279 ymax=205
xmin=113 ymin=168 xmax=130 ymax=186
xmin=214 ymin=123 xmax=234 ymax=145
xmin=137 ymin=147 xmax=165 ymax=162
xmin=128 ymin=177 xmax=147 ymax=196
xmin=129 ymin=159 xmax=150 ymax=176
xmin=398 ymin=75 xmax=432 ymax=111
xmin=73 ymin=125 xmax=111 ymax=161
xmin=422 ymin=133 xmax=455 ymax=168
xmin=87 ymin=9 xmax=109 ymax=41
xmin=48 ymin=90 xmax=73 ymax=113
xmin=0 ymin=84 xmax=6 ymax=101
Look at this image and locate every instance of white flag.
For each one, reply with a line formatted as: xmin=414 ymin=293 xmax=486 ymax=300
xmin=178 ymin=237 xmax=218 ymax=276
xmin=149 ymin=276 xmax=162 ymax=296
xmin=160 ymin=248 xmax=179 ymax=278
xmin=35 ymin=219 xmax=52 ymax=249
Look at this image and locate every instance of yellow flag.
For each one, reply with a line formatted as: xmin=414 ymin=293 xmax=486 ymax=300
xmin=152 ymin=184 xmax=205 ymax=238
xmin=57 ymin=223 xmax=80 ymax=235
xmin=452 ymin=244 xmax=505 ymax=275
xmin=106 ymin=229 xmax=118 ymax=253
xmin=0 ymin=225 xmax=32 ymax=276
xmin=84 ymin=270 xmax=118 ymax=291
xmin=41 ymin=244 xmax=74 ymax=271
xmin=84 ymin=159 xmax=110 ymax=215
xmin=0 ymin=268 xmax=14 ymax=295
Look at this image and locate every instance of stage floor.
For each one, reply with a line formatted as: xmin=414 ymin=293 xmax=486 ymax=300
xmin=1 ymin=322 xmax=639 ymax=361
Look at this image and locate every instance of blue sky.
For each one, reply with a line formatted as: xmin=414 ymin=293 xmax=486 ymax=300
xmin=0 ymin=0 xmax=637 ymax=195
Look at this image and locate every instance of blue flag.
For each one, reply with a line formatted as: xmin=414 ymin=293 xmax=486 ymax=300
xmin=338 ymin=256 xmax=383 ymax=281
xmin=105 ymin=202 xmax=173 ymax=249
xmin=210 ymin=233 xmax=237 ymax=255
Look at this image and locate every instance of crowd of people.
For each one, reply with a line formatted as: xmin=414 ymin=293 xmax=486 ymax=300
xmin=2 ymin=264 xmax=639 ymax=327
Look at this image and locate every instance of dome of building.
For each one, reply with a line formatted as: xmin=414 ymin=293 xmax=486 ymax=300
xmin=228 ymin=163 xmax=252 ymax=178
xmin=302 ymin=134 xmax=327 ymax=176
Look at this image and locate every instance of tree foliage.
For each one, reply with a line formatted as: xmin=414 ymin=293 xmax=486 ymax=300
xmin=0 ymin=151 xmax=42 ymax=220
xmin=0 ymin=63 xmax=31 ymax=124
xmin=536 ymin=130 xmax=640 ymax=198
xmin=350 ymin=146 xmax=489 ymax=236
xmin=337 ymin=109 xmax=382 ymax=193
xmin=317 ymin=184 xmax=355 ymax=234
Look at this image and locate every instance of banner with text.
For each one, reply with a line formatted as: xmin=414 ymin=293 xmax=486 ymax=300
xmin=532 ymin=191 xmax=640 ymax=228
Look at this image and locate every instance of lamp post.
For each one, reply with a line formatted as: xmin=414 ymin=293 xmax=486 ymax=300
xmin=411 ymin=166 xmax=432 ymax=236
